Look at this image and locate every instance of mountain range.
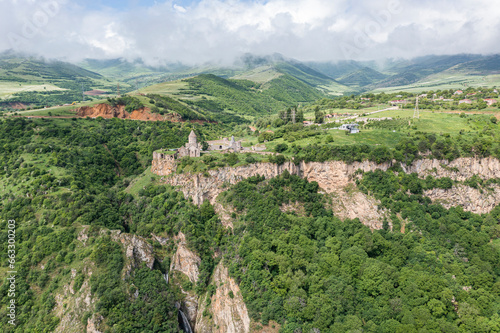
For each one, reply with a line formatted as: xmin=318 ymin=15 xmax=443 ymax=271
xmin=1 ymin=51 xmax=500 ymax=112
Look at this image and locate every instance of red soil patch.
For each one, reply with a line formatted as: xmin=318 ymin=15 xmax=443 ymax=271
xmin=84 ymin=90 xmax=107 ymax=96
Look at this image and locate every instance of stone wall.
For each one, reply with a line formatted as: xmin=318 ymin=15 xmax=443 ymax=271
xmin=152 ymin=152 xmax=178 ymax=176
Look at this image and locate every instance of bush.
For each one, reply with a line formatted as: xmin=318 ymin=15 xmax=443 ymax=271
xmin=274 ymin=143 xmax=288 ymax=153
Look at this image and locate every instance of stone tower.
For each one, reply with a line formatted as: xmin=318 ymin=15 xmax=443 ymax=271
xmin=178 ymin=130 xmax=201 ymax=158
xmin=188 ymin=130 xmax=197 ymax=145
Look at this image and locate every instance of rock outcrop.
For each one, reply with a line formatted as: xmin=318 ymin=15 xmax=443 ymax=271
xmin=195 ymin=262 xmax=251 ymax=333
xmin=76 ymin=103 xmax=169 ymax=121
xmin=53 ymin=266 xmax=96 ymax=333
xmin=164 ymin=161 xmax=300 ymax=206
xmin=153 ymin=157 xmax=500 ymax=226
xmin=170 ymin=232 xmax=202 ymax=325
xmin=171 ymin=232 xmax=201 ymax=284
xmin=111 ymin=232 xmax=156 ymax=277
xmin=86 ymin=314 xmax=104 ymax=333
xmin=425 ymin=184 xmax=500 ymax=215
xmin=328 ymin=189 xmax=388 ymax=230
xmin=403 ymin=157 xmax=500 ymax=181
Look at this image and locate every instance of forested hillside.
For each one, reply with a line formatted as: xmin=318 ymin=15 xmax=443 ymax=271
xmin=179 ymin=73 xmax=324 ymax=117
xmin=0 ymin=118 xmax=229 ymax=332
xmin=0 ymin=115 xmax=499 ymax=332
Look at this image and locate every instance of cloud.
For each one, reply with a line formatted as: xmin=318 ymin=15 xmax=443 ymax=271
xmin=173 ymin=4 xmax=186 ymax=13
xmin=0 ymin=0 xmax=499 ymax=65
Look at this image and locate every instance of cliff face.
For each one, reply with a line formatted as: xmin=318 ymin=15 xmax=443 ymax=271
xmin=168 ymin=233 xmax=251 ymax=333
xmin=152 ymin=153 xmax=178 ymax=176
xmin=154 ymin=157 xmax=500 ymax=226
xmin=163 ymin=161 xmax=300 ymax=206
xmin=425 ymin=184 xmax=500 ymax=215
xmin=170 ymin=232 xmax=201 ymax=285
xmin=76 ymin=104 xmax=168 ymax=121
xmin=170 ymin=232 xmax=201 ymax=326
xmin=328 ymin=188 xmax=388 ymax=230
xmin=113 ymin=232 xmax=156 ymax=277
xmin=195 ymin=262 xmax=251 ymax=333
xmin=403 ymin=157 xmax=500 ymax=181
xmin=53 ymin=266 xmax=96 ymax=333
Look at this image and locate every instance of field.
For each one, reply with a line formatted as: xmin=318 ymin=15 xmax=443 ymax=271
xmin=231 ymin=66 xmax=284 ymax=83
xmin=371 ymin=73 xmax=500 ymax=94
xmin=0 ymin=82 xmax=67 ymax=99
xmin=137 ymin=80 xmax=190 ymax=96
xmin=303 ymin=106 xmax=382 ymax=120
xmin=317 ymin=81 xmax=357 ymax=96
xmin=7 ymin=100 xmax=103 ymax=116
xmin=254 ymin=108 xmax=499 ymax=156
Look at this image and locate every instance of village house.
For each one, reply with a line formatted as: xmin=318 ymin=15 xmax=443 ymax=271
xmin=454 ymin=90 xmax=463 ymax=95
xmin=459 ymin=99 xmax=473 ymax=104
xmin=484 ymin=99 xmax=497 ymax=106
xmin=338 ymin=123 xmax=360 ymax=134
xmin=388 ymin=100 xmax=408 ymax=106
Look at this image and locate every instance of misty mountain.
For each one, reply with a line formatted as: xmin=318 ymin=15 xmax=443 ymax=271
xmin=445 ymin=54 xmax=500 ymax=74
xmin=0 ymin=52 xmax=103 ymax=84
xmin=338 ymin=67 xmax=388 ymax=87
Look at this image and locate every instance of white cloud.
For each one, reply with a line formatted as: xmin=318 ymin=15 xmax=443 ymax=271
xmin=0 ymin=0 xmax=499 ymax=65
xmin=173 ymin=4 xmax=186 ymax=13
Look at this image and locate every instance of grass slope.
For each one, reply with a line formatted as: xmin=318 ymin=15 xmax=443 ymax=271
xmin=139 ymin=73 xmax=325 ymax=119
xmin=338 ymin=67 xmax=388 ymax=87
xmin=0 ymin=53 xmax=129 ymax=108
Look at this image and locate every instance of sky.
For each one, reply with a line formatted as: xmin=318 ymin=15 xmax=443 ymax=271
xmin=1 ymin=0 xmax=499 ymax=65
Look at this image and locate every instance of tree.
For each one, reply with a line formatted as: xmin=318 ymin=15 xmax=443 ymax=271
xmin=275 ymin=143 xmax=288 ymax=153
xmin=314 ymin=106 xmax=324 ymax=124
xmin=296 ymin=110 xmax=304 ymax=123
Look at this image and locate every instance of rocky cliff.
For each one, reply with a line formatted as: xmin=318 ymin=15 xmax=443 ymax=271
xmin=76 ymin=103 xmax=170 ymax=121
xmin=112 ymin=232 xmax=156 ymax=277
xmin=168 ymin=232 xmax=251 ymax=333
xmin=154 ymin=157 xmax=500 ymax=227
xmin=195 ymin=262 xmax=251 ymax=333
xmin=425 ymin=184 xmax=500 ymax=215
xmin=170 ymin=232 xmax=201 ymax=326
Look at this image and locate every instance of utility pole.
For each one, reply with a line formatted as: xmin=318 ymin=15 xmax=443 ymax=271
xmin=292 ymin=107 xmax=296 ymax=124
xmin=413 ymin=96 xmax=419 ymax=119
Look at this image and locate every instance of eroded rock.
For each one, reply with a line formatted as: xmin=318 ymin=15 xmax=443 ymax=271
xmin=195 ymin=262 xmax=250 ymax=333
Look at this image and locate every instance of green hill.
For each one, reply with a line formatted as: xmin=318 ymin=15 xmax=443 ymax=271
xmin=0 ymin=53 xmax=125 ymax=108
xmin=338 ymin=67 xmax=387 ymax=87
xmin=446 ymin=54 xmax=500 ymax=74
xmin=370 ymin=54 xmax=485 ymax=89
xmin=140 ymin=73 xmax=325 ymax=121
xmin=305 ymin=60 xmax=368 ymax=79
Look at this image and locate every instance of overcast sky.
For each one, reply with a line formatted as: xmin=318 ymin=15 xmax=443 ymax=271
xmin=1 ymin=0 xmax=499 ymax=65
